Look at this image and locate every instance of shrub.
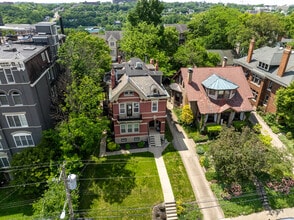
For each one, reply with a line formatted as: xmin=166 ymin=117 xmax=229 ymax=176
xmin=199 ymin=156 xmax=210 ymax=169
xmin=205 ymin=171 xmax=218 ymax=181
xmin=107 ymin=141 xmax=119 ymax=151
xmin=259 ymin=134 xmax=272 ymax=147
xmin=196 ymin=146 xmax=205 ymax=155
xmin=271 ymin=125 xmax=280 ymax=134
xmin=286 ymin=132 xmax=293 ymax=140
xmin=264 ymin=113 xmax=277 ymax=126
xmin=253 ymin=124 xmax=262 ymax=134
xmin=138 ymin=141 xmax=145 ymax=148
xmin=232 ymin=121 xmax=247 ymax=131
xmin=125 ymin=143 xmax=131 ymax=150
xmin=206 ymin=124 xmax=222 ymax=136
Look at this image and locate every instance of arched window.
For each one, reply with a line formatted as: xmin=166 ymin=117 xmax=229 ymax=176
xmin=12 ymin=132 xmax=34 ymax=147
xmin=0 ymin=92 xmax=8 ymax=106
xmin=11 ymin=91 xmax=22 ymax=105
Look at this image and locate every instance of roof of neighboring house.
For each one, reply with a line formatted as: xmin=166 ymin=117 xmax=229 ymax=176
xmin=105 ymin=31 xmax=122 ymax=41
xmin=0 ymin=44 xmax=45 ymax=61
xmin=180 ymin=66 xmax=253 ymax=114
xmin=202 ymin=74 xmax=238 ymax=90
xmin=164 ymin=24 xmax=188 ymax=33
xmin=234 ymin=46 xmax=294 ymax=87
xmin=207 ymin=49 xmax=235 ymax=66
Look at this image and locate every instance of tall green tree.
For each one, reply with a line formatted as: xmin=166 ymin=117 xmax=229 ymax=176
xmin=58 ymin=31 xmax=112 ymax=81
xmin=174 ymin=39 xmax=220 ymax=67
xmin=209 ymin=127 xmax=290 ymax=183
xmin=127 ymin=0 xmax=164 ymax=27
xmin=275 ymin=81 xmax=294 ymax=130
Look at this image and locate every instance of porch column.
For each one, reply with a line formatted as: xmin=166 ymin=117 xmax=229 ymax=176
xmin=228 ymin=112 xmax=235 ymax=126
xmin=216 ymin=113 xmax=221 ymax=124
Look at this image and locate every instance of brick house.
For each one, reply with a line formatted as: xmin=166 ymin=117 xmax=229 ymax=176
xmin=170 ymin=65 xmax=253 ymax=128
xmin=234 ymin=39 xmax=294 ymax=113
xmin=106 ymin=58 xmax=169 ymax=146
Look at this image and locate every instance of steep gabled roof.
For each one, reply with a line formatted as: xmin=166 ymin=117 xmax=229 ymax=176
xmin=105 ymin=31 xmax=122 ymax=41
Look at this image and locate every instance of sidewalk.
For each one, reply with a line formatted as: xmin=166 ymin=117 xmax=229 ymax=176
xmin=166 ymin=102 xmax=225 ymax=220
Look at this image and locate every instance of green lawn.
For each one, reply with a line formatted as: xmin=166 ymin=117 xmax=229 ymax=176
xmin=79 ymin=152 xmax=162 ymax=220
xmin=0 ymin=188 xmax=34 ymax=220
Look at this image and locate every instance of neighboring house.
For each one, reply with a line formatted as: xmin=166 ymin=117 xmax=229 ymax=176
xmin=106 ymin=58 xmax=169 ymax=146
xmin=0 ymin=22 xmax=64 ymax=175
xmin=104 ymin=31 xmax=123 ymax=62
xmin=170 ymin=66 xmax=253 ymax=128
xmin=164 ymin=24 xmax=188 ymax=44
xmin=234 ymin=39 xmax=294 ymax=113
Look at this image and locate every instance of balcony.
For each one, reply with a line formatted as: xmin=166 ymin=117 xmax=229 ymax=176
xmin=117 ymin=114 xmax=142 ymax=121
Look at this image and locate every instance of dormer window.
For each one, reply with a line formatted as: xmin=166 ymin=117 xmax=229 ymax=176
xmin=153 ymin=88 xmax=158 ymax=94
xmin=257 ymin=61 xmax=270 ymax=71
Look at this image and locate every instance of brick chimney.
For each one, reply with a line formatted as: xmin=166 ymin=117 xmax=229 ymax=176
xmin=247 ymin=38 xmax=255 ymax=63
xmin=150 ymin=58 xmax=154 ymax=65
xmin=111 ymin=68 xmax=116 ymax=89
xmin=222 ymin=56 xmax=228 ymax=67
xmin=188 ymin=68 xmax=193 ymax=84
xmin=277 ymin=45 xmax=292 ymax=77
xmin=117 ymin=55 xmax=121 ymax=64
xmin=155 ymin=60 xmax=159 ymax=71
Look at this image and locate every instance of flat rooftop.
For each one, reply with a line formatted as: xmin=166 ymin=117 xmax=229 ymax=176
xmin=0 ymin=43 xmax=46 ymax=62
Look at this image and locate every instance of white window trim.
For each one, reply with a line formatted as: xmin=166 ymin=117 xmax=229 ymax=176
xmin=0 ymin=92 xmax=9 ymax=106
xmin=0 ymin=157 xmax=10 ymax=168
xmin=120 ymin=123 xmax=139 ymax=134
xmin=133 ymin=102 xmax=140 ymax=113
xmin=119 ymin=103 xmax=126 ymax=114
xmin=11 ymin=91 xmax=22 ymax=105
xmin=5 ymin=114 xmax=28 ymax=128
xmin=151 ymin=100 xmax=158 ymax=112
xmin=4 ymin=68 xmax=15 ymax=84
xmin=12 ymin=132 xmax=35 ymax=148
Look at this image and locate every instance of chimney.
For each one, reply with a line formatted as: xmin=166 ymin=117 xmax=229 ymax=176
xmin=155 ymin=60 xmax=159 ymax=71
xmin=150 ymin=58 xmax=154 ymax=65
xmin=110 ymin=68 xmax=116 ymax=89
xmin=117 ymin=55 xmax=121 ymax=64
xmin=277 ymin=45 xmax=292 ymax=77
xmin=222 ymin=56 xmax=228 ymax=67
xmin=247 ymin=38 xmax=255 ymax=63
xmin=188 ymin=67 xmax=193 ymax=84
xmin=59 ymin=16 xmax=65 ymax=35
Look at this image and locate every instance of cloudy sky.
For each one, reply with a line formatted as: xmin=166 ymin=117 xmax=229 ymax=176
xmin=2 ymin=0 xmax=293 ymax=5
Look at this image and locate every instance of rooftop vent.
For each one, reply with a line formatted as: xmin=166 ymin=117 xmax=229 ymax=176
xmin=23 ymin=46 xmax=36 ymax=51
xmin=3 ymin=47 xmax=17 ymax=52
xmin=135 ymin=62 xmax=143 ymax=70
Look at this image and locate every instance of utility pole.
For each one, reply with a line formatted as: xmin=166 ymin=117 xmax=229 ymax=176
xmin=62 ymin=163 xmax=74 ymax=220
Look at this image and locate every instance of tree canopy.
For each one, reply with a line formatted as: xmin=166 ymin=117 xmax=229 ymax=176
xmin=275 ymin=81 xmax=294 ymax=130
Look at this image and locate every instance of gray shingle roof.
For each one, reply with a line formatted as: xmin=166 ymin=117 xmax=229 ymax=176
xmin=105 ymin=31 xmax=122 ymax=41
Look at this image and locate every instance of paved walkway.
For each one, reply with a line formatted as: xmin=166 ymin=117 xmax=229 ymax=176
xmin=166 ymin=102 xmax=225 ymax=220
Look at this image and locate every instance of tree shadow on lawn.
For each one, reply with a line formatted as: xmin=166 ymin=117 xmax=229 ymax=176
xmin=80 ymin=153 xmax=155 ymax=209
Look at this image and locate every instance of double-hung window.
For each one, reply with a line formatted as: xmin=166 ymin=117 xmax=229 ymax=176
xmin=0 ymin=92 xmax=8 ymax=106
xmin=12 ymin=91 xmax=22 ymax=105
xmin=5 ymin=114 xmax=28 ymax=128
xmin=120 ymin=123 xmax=139 ymax=134
xmin=151 ymin=100 xmax=158 ymax=112
xmin=251 ymin=73 xmax=261 ymax=85
xmin=13 ymin=133 xmax=34 ymax=147
xmin=120 ymin=124 xmax=126 ymax=133
xmin=4 ymin=69 xmax=15 ymax=83
xmin=119 ymin=103 xmax=126 ymax=114
xmin=0 ymin=157 xmax=9 ymax=168
xmin=133 ymin=102 xmax=139 ymax=113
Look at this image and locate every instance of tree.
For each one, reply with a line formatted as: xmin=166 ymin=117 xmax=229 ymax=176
xmin=58 ymin=31 xmax=112 ymax=81
xmin=174 ymin=39 xmax=220 ymax=68
xmin=180 ymin=105 xmax=194 ymax=125
xmin=275 ymin=81 xmax=294 ymax=130
xmin=10 ymin=130 xmax=62 ymax=195
xmin=209 ymin=127 xmax=290 ymax=183
xmin=127 ymin=0 xmax=164 ymax=27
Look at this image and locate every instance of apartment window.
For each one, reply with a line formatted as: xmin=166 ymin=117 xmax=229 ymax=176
xmin=47 ymin=68 xmax=55 ymax=80
xmin=13 ymin=133 xmax=34 ymax=147
xmin=110 ymin=42 xmax=115 ymax=47
xmin=251 ymin=89 xmax=259 ymax=101
xmin=119 ymin=103 xmax=126 ymax=114
xmin=41 ymin=52 xmax=46 ymax=62
xmin=151 ymin=100 xmax=158 ymax=112
xmin=11 ymin=91 xmax=22 ymax=105
xmin=6 ymin=114 xmax=28 ymax=128
xmin=0 ymin=157 xmax=9 ymax=168
xmin=0 ymin=135 xmax=3 ymax=150
xmin=0 ymin=92 xmax=9 ymax=106
xmin=4 ymin=69 xmax=15 ymax=83
xmin=208 ymin=89 xmax=216 ymax=96
xmin=267 ymin=81 xmax=273 ymax=91
xmin=133 ymin=102 xmax=139 ymax=113
xmin=120 ymin=123 xmax=139 ymax=134
xmin=120 ymin=124 xmax=126 ymax=133
xmin=251 ymin=73 xmax=261 ymax=85
xmin=263 ymin=95 xmax=269 ymax=105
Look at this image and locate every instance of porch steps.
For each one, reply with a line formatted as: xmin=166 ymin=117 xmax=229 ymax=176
xmin=165 ymin=201 xmax=178 ymax=220
xmin=149 ymin=134 xmax=161 ymax=147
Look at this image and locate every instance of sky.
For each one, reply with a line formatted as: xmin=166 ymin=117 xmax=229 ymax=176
xmin=1 ymin=0 xmax=293 ymax=5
